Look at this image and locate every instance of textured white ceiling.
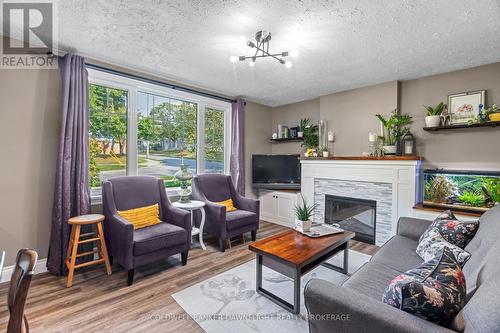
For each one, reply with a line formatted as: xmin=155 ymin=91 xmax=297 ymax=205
xmin=57 ymin=0 xmax=500 ymax=106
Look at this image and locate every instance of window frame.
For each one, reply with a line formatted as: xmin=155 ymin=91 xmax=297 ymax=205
xmin=88 ymin=68 xmax=232 ymax=199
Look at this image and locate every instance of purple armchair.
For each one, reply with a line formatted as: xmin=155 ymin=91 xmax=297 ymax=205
xmin=191 ymin=174 xmax=260 ymax=252
xmin=102 ymin=176 xmax=191 ymax=285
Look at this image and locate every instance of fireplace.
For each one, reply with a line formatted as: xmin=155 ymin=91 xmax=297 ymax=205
xmin=324 ymin=195 xmax=376 ymax=244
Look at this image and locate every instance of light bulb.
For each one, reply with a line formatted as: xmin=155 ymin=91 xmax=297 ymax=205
xmin=229 ymin=56 xmax=238 ymax=63
xmin=284 ymin=60 xmax=292 ymax=68
xmin=249 ymin=59 xmax=255 ymax=67
xmin=290 ymin=50 xmax=299 ymax=58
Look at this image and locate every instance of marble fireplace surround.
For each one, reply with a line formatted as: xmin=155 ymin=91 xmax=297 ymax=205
xmin=300 ymin=158 xmax=421 ymax=246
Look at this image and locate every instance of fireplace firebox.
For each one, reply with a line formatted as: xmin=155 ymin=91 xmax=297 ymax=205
xmin=324 ymin=195 xmax=376 ymax=244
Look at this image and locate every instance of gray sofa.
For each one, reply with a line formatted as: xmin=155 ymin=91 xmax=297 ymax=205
xmin=305 ymin=204 xmax=500 ymax=333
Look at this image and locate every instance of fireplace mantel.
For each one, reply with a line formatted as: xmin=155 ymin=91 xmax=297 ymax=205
xmin=301 ymin=158 xmax=421 ymax=245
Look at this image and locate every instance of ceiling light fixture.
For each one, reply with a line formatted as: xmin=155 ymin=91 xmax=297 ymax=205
xmin=230 ymin=30 xmax=296 ymax=68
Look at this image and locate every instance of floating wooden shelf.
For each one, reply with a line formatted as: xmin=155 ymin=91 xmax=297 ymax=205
xmin=270 ymin=138 xmax=303 ymax=143
xmin=423 ymin=121 xmax=500 ymax=131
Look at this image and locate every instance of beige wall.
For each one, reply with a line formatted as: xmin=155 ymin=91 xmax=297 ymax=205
xmin=271 ymin=98 xmax=320 ymax=155
xmin=401 ymin=63 xmax=500 ymax=170
xmin=0 ymin=65 xmax=62 ymax=266
xmin=320 ymin=81 xmax=398 ymax=155
xmin=269 ymin=62 xmax=500 ymax=172
xmin=244 ymin=102 xmax=272 ymax=198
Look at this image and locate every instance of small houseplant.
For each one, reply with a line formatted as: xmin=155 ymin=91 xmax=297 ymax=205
xmin=298 ymin=118 xmax=309 ymax=138
xmin=300 ymin=118 xmax=319 ymax=156
xmin=294 ymin=195 xmax=318 ymax=232
xmin=375 ymin=110 xmax=413 ymax=155
xmin=424 ymin=102 xmax=446 ymax=127
xmin=320 ymin=145 xmax=329 ymax=158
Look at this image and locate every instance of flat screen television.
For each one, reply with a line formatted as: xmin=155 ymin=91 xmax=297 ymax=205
xmin=252 ymin=154 xmax=301 ymax=189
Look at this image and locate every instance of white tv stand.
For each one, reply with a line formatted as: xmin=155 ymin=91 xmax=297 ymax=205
xmin=258 ymin=189 xmax=301 ymax=227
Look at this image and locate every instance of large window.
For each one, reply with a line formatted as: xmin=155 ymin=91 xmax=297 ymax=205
xmin=88 ymin=69 xmax=231 ymax=197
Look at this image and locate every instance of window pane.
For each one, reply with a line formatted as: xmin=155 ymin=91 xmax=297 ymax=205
xmin=89 ymin=84 xmax=128 ymax=195
xmin=137 ymin=92 xmax=197 ymax=187
xmin=204 ymin=107 xmax=225 ymax=173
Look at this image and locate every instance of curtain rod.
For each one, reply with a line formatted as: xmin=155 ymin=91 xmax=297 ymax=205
xmin=84 ymin=63 xmax=236 ymax=104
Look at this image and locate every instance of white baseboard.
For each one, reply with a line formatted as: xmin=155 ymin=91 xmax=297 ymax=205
xmin=0 ymin=258 xmax=48 ymax=284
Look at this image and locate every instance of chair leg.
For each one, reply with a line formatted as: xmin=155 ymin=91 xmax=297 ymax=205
xmin=227 ymin=239 xmax=232 ymax=249
xmin=218 ymin=238 xmax=226 ymax=252
xmin=66 ymin=225 xmax=81 ymax=288
xmin=127 ymin=269 xmax=135 ymax=286
xmin=181 ymin=251 xmax=188 ymax=266
xmin=251 ymin=230 xmax=257 ymax=241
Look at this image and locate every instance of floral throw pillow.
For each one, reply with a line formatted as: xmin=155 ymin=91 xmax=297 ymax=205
xmin=419 ymin=210 xmax=479 ymax=249
xmin=416 ymin=228 xmax=471 ymax=266
xmin=383 ymin=247 xmax=466 ymax=327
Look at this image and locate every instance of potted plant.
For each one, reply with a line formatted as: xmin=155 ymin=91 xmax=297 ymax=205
xmin=484 ymin=104 xmax=500 ymax=122
xmin=300 ymin=118 xmax=319 ymax=157
xmin=297 ymin=118 xmax=308 ymax=138
xmin=424 ymin=102 xmax=446 ymax=127
xmin=376 ymin=110 xmax=413 ymax=155
xmin=320 ymin=146 xmax=329 ymax=158
xmin=294 ymin=194 xmax=318 ymax=232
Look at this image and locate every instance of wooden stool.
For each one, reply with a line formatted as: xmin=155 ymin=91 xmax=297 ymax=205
xmin=65 ymin=214 xmax=112 ymax=287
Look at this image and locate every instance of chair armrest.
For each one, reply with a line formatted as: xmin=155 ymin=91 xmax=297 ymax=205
xmin=397 ymin=217 xmax=433 ymax=241
xmin=305 ymin=279 xmax=454 ymax=333
xmin=164 ymin=206 xmax=192 ymax=247
xmin=104 ymin=214 xmax=134 ymax=269
xmin=234 ymin=194 xmax=259 ymax=214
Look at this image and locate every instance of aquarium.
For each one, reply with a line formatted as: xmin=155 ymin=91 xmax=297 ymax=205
xmin=423 ymin=169 xmax=500 ymax=213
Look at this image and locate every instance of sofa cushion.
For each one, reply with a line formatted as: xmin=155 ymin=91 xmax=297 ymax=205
xmin=226 ymin=210 xmax=257 ymax=231
xmin=133 ymin=222 xmax=187 ymax=256
xmin=370 ymin=235 xmax=423 ymax=272
xmin=343 ymin=261 xmax=403 ymax=300
xmin=416 ymin=228 xmax=471 ymax=266
xmin=382 ymin=247 xmax=466 ymax=327
xmin=420 ymin=210 xmax=479 ymax=249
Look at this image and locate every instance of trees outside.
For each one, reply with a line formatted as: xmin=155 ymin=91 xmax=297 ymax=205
xmin=205 ymin=108 xmax=224 ymax=162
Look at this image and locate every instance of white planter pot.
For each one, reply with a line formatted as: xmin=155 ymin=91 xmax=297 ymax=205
xmin=425 ymin=115 xmax=441 ymax=127
xmin=297 ymin=132 xmax=303 ymax=138
xmin=383 ymin=145 xmax=397 ymax=155
xmin=295 ymin=219 xmax=312 ymax=232
xmin=322 ymin=151 xmax=329 ymax=158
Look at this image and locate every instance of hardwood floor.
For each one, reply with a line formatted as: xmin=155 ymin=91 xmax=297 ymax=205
xmin=0 ymin=222 xmax=378 ymax=333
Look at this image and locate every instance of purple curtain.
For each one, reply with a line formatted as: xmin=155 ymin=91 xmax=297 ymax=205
xmin=230 ymin=98 xmax=246 ymax=195
xmin=47 ymin=54 xmax=90 ymax=276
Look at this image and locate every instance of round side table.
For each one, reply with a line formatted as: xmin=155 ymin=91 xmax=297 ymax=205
xmin=173 ymin=200 xmax=206 ymax=250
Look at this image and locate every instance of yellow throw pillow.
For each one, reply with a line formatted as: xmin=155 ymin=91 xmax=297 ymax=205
xmin=117 ymin=204 xmax=160 ymax=230
xmin=215 ymin=198 xmax=237 ymax=212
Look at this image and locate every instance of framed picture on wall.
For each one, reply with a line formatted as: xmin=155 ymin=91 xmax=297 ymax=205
xmin=448 ymin=90 xmax=486 ymax=124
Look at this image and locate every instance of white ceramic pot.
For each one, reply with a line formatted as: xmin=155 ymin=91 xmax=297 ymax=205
xmin=322 ymin=151 xmax=329 ymax=158
xmin=425 ymin=115 xmax=441 ymax=127
xmin=295 ymin=219 xmax=312 ymax=232
xmin=297 ymin=132 xmax=303 ymax=138
xmin=383 ymin=145 xmax=397 ymax=155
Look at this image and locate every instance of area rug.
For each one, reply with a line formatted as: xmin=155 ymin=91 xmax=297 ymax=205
xmin=172 ymin=250 xmax=371 ymax=333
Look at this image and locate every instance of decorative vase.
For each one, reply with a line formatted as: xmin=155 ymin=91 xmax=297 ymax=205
xmin=174 ymin=163 xmax=193 ymax=203
xmin=295 ymin=219 xmax=312 ymax=232
xmin=297 ymin=131 xmax=303 ymax=138
xmin=322 ymin=151 xmax=329 ymax=158
xmin=489 ymin=113 xmax=500 ymax=122
xmin=383 ymin=145 xmax=397 ymax=155
xmin=425 ymin=115 xmax=441 ymax=127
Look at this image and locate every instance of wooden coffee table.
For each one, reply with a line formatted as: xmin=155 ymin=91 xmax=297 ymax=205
xmin=248 ymin=229 xmax=355 ymax=314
